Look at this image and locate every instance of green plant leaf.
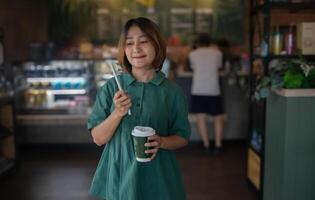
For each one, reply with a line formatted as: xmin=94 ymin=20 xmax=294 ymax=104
xmin=283 ymin=70 xmax=304 ymax=89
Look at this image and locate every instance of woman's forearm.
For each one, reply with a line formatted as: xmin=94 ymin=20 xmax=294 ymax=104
xmin=160 ymin=135 xmax=188 ymax=150
xmin=91 ymin=111 xmax=123 ymax=146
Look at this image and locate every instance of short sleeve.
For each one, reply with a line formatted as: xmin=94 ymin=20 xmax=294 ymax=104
xmin=87 ymin=82 xmax=113 ymax=131
xmin=169 ymin=87 xmax=191 ymax=140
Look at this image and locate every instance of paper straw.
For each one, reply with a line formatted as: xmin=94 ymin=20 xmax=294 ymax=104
xmin=109 ymin=63 xmax=131 ymax=115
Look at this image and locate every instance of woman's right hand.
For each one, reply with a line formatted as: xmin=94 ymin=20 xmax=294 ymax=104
xmin=113 ymin=90 xmax=132 ymax=118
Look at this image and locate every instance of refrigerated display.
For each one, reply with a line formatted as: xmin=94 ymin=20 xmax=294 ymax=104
xmin=21 ymin=61 xmax=91 ymax=111
xmin=14 ymin=59 xmax=119 ymax=144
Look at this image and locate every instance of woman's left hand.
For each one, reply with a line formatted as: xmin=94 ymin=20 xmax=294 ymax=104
xmin=145 ymin=134 xmax=163 ymax=160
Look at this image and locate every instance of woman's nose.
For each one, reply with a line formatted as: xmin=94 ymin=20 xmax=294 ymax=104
xmin=133 ymin=43 xmax=140 ymax=52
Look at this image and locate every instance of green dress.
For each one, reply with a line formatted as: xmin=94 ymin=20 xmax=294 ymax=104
xmin=87 ymin=71 xmax=191 ymax=200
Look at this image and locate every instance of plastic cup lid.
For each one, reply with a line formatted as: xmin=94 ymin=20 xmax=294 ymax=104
xmin=131 ymin=126 xmax=155 ymax=137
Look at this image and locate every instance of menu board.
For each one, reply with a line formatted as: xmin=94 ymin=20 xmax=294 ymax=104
xmin=195 ymin=8 xmax=213 ymax=34
xmin=97 ymin=8 xmax=121 ymax=43
xmin=97 ymin=8 xmax=111 ymax=40
xmin=170 ymin=8 xmax=194 ymax=44
xmin=170 ymin=8 xmax=193 ymax=35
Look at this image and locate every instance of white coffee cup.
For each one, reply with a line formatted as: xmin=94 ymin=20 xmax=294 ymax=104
xmin=131 ymin=126 xmax=156 ymax=162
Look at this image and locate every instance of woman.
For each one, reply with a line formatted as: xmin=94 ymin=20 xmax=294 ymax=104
xmin=189 ymin=33 xmax=225 ymax=154
xmin=88 ymin=17 xmax=191 ymax=200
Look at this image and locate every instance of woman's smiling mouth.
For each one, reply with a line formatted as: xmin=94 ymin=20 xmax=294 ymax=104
xmin=132 ymin=55 xmax=146 ymax=59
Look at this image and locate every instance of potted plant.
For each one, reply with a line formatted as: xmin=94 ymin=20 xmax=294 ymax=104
xmin=254 ymin=58 xmax=315 ymax=100
xmin=261 ymin=59 xmax=315 ymax=200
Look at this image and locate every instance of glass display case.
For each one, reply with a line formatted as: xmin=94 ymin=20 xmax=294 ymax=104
xmin=13 ymin=59 xmax=121 ymax=144
xmin=20 ymin=60 xmax=91 ymax=112
xmin=14 ymin=60 xmax=94 ymax=144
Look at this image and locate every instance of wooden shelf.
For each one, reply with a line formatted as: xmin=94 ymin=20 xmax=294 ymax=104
xmin=249 ymin=1 xmax=315 ymax=198
xmin=253 ymin=55 xmax=315 ymax=60
xmin=253 ymin=2 xmax=315 ymax=13
xmin=247 ymin=148 xmax=261 ymax=190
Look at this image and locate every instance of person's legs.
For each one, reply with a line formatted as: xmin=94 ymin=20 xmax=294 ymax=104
xmin=195 ymin=113 xmax=209 ymax=149
xmin=213 ymin=114 xmax=224 ymax=148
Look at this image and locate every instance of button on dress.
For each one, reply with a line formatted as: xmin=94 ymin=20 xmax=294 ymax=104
xmin=87 ymin=71 xmax=191 ymax=200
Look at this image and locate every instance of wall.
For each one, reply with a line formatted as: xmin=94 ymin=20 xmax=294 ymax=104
xmin=0 ymin=0 xmax=48 ymax=62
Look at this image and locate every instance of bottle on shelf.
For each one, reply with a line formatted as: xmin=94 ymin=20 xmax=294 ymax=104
xmin=260 ymin=38 xmax=268 ymax=57
xmin=284 ymin=24 xmax=295 ymax=55
xmin=272 ymin=25 xmax=283 ymax=55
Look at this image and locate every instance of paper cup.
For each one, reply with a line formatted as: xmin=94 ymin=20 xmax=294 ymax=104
xmin=131 ymin=126 xmax=155 ymax=162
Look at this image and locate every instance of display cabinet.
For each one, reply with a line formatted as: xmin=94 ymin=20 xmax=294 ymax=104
xmin=14 ymin=60 xmax=94 ymax=144
xmin=14 ymin=59 xmax=119 ymax=144
xmin=20 ymin=60 xmax=92 ymax=111
xmin=248 ymin=0 xmax=315 ymax=198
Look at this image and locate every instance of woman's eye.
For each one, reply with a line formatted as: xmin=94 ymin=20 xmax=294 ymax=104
xmin=126 ymin=42 xmax=133 ymax=46
xmin=140 ymin=40 xmax=148 ymax=44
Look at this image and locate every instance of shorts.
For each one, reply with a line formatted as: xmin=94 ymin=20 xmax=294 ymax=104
xmin=190 ymin=95 xmax=224 ymax=116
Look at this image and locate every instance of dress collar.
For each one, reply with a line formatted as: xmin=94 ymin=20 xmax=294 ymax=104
xmin=124 ymin=71 xmax=165 ymax=86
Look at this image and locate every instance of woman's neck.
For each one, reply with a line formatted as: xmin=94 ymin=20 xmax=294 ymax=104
xmin=132 ymin=68 xmax=156 ymax=82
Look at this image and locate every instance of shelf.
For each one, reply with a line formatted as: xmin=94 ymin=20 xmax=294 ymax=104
xmin=19 ymin=58 xmax=117 ymax=64
xmin=275 ymin=88 xmax=315 ymax=97
xmin=247 ymin=147 xmax=261 ymax=190
xmin=17 ymin=106 xmax=89 ymax=115
xmin=253 ymin=2 xmax=315 ymax=13
xmin=26 ymin=77 xmax=86 ymax=83
xmin=46 ymin=89 xmax=87 ymax=95
xmin=26 ymin=88 xmax=87 ymax=95
xmin=0 ymin=157 xmax=15 ymax=175
xmin=17 ymin=113 xmax=88 ymax=126
xmin=253 ymin=55 xmax=315 ymax=60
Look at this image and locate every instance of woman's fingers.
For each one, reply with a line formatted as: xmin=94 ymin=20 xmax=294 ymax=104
xmin=145 ymin=134 xmax=161 ymax=160
xmin=120 ymin=98 xmax=132 ymax=107
xmin=113 ymin=90 xmax=125 ymax=100
xmin=114 ymin=92 xmax=129 ymax=102
xmin=113 ymin=91 xmax=132 ymax=116
xmin=145 ymin=141 xmax=159 ymax=147
xmin=145 ymin=147 xmax=158 ymax=154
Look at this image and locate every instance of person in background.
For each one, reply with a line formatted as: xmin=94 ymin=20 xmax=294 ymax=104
xmin=161 ymin=57 xmax=171 ymax=78
xmin=189 ymin=33 xmax=225 ymax=154
xmin=87 ymin=17 xmax=191 ymax=200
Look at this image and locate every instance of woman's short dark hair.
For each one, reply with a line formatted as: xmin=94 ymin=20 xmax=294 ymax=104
xmin=198 ymin=33 xmax=212 ymax=46
xmin=118 ymin=17 xmax=166 ymax=73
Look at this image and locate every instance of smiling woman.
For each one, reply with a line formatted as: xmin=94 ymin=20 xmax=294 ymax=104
xmin=124 ymin=26 xmax=157 ymax=74
xmin=118 ymin=17 xmax=166 ymax=74
xmin=88 ymin=17 xmax=191 ymax=200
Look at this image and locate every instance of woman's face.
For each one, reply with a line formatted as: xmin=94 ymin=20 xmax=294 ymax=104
xmin=124 ymin=25 xmax=156 ymax=70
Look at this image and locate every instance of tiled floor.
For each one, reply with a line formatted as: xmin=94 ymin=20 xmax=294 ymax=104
xmin=0 ymin=142 xmax=258 ymax=200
